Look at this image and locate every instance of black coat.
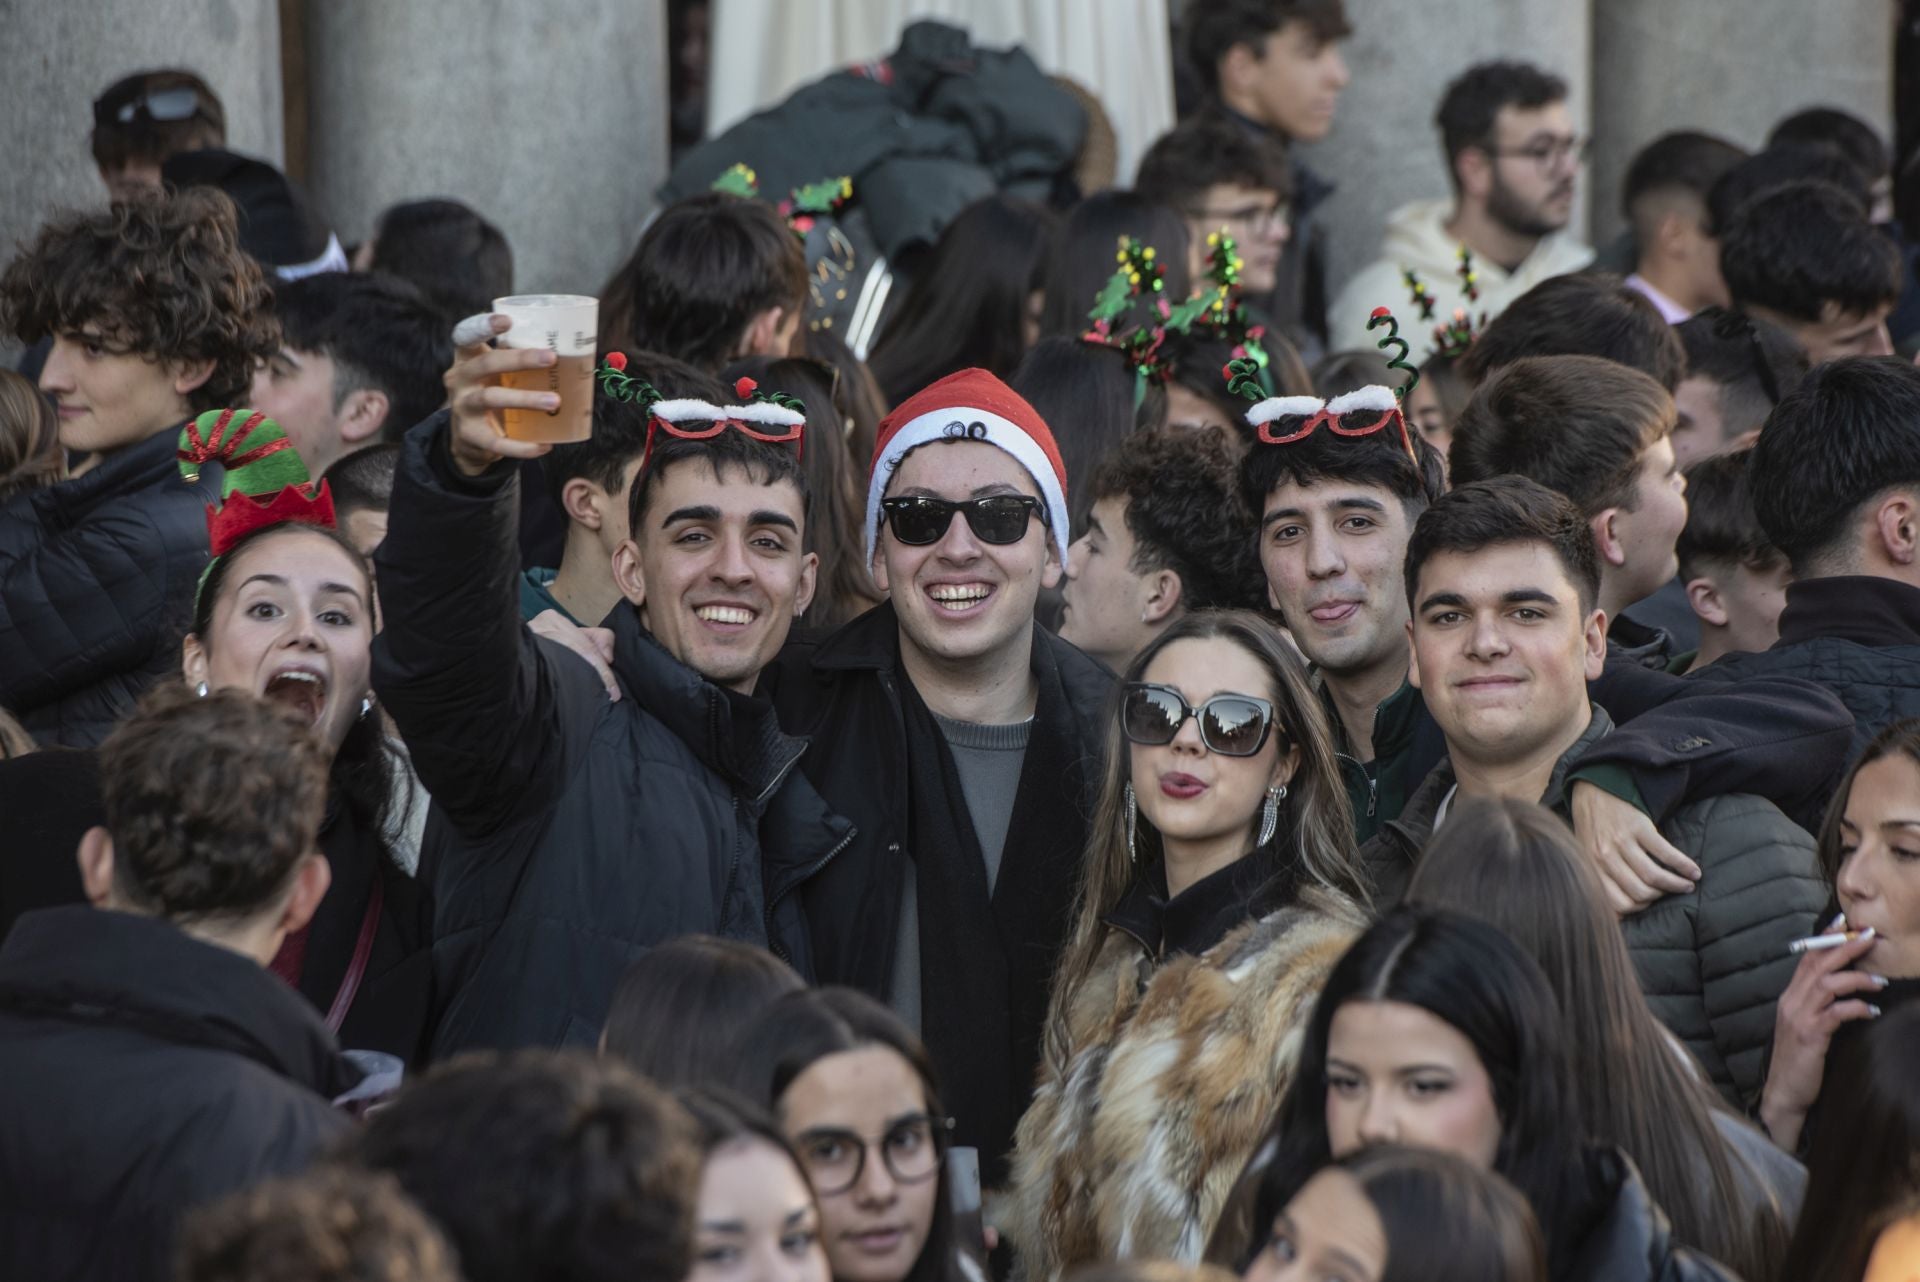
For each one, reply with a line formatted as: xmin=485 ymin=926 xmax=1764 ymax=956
xmin=373 ymin=416 xmax=851 ymax=1056
xmin=1690 ymin=576 xmax=1920 ymax=801
xmin=0 ymin=748 xmax=434 ymax=1064
xmin=0 ymin=427 xmax=215 ymax=747
xmin=0 ymin=906 xmax=359 ymax=1282
xmin=660 ymin=20 xmax=1084 ymax=259
xmin=1560 ymin=1149 xmax=1741 ymax=1282
xmin=762 ymin=602 xmax=1113 ymax=1179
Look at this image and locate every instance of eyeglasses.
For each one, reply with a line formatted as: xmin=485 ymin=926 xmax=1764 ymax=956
xmin=93 ymin=84 xmax=209 ymax=127
xmin=1486 ymin=135 xmax=1590 ymax=170
xmin=643 ymin=414 xmax=806 ymax=467
xmin=795 ymin=1114 xmax=953 ymax=1196
xmin=1196 ymin=203 xmax=1290 ymax=234
xmin=880 ymin=495 xmax=1045 ymax=546
xmin=1251 ymin=391 xmax=1419 ymax=465
xmin=1122 ymin=683 xmax=1280 ymax=757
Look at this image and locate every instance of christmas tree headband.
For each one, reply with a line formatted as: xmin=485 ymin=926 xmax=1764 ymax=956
xmin=1222 ymin=305 xmax=1421 ymax=464
xmin=1403 ymin=245 xmax=1486 ymax=361
xmin=1082 ymin=236 xmax=1177 ymax=403
xmin=712 ymin=163 xmax=857 ymax=335
xmin=597 ymin=352 xmax=807 ymax=465
xmin=1185 ymin=228 xmax=1272 ymax=376
xmin=178 ymin=409 xmax=336 ymax=561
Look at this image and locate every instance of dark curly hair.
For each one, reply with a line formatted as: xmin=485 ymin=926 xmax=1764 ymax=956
xmin=1089 ymin=428 xmax=1265 ymax=612
xmin=178 ymin=1167 xmax=460 ymax=1282
xmin=99 ymin=682 xmax=330 ymax=923
xmin=338 ymin=1050 xmax=703 ymax=1282
xmin=0 ymin=187 xmax=278 ymax=411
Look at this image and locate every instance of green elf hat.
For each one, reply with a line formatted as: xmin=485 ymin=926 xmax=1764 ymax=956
xmin=178 ymin=408 xmax=335 ymax=559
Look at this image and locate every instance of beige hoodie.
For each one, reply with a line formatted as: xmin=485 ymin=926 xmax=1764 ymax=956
xmin=1328 ymin=198 xmax=1595 ymax=361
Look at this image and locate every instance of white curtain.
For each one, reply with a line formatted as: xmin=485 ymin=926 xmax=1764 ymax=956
xmin=707 ymin=0 xmax=1175 ymax=185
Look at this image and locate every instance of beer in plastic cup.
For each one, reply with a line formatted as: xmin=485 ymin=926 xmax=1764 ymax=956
xmin=493 ymin=294 xmax=597 ymax=442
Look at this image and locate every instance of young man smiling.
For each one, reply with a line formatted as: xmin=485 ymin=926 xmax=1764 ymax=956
xmin=1242 ymin=379 xmax=1852 ymax=909
xmin=763 ymin=368 xmax=1111 ymax=1183
xmin=371 ymin=315 xmax=852 ymax=1056
xmin=0 ymin=188 xmax=278 ymax=747
xmin=1368 ymin=477 xmax=1824 ymax=1108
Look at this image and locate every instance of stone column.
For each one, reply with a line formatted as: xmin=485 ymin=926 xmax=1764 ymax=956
xmin=0 ymin=0 xmax=283 ymax=358
xmin=303 ymin=0 xmax=668 ymax=298
xmin=1590 ymin=1 xmax=1895 ymax=246
xmin=1303 ymin=0 xmax=1594 ymax=301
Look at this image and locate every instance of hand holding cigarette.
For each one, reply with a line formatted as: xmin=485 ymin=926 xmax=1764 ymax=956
xmin=1760 ymin=914 xmax=1886 ymax=1150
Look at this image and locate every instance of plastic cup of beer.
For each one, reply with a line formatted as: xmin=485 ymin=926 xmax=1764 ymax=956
xmin=493 ymin=294 xmax=597 ymax=442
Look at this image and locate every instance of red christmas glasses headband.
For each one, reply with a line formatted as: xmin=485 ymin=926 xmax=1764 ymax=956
xmin=1225 ymin=307 xmax=1422 ymax=466
xmin=597 ymin=353 xmax=807 ymax=466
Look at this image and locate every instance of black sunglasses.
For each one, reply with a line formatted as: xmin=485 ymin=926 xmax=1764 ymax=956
xmin=881 ymin=495 xmax=1044 ymax=546
xmin=94 ymin=84 xmax=208 ymax=127
xmin=1122 ymin=683 xmax=1279 ymax=757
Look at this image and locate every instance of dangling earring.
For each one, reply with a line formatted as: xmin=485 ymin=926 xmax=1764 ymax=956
xmin=1124 ymin=781 xmax=1138 ymax=864
xmin=194 ymin=681 xmax=208 ymax=698
xmin=1257 ymin=784 xmax=1287 ymax=848
xmin=360 ymin=694 xmax=375 ymax=719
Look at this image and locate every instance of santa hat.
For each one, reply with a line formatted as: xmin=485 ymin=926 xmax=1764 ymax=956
xmin=866 ymin=368 xmax=1071 ymax=569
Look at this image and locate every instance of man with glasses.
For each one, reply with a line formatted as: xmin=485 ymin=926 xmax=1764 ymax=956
xmin=762 ymin=367 xmax=1112 ymax=1185
xmin=1330 ymin=60 xmax=1594 ymax=357
xmin=89 ymin=69 xmax=226 ymax=202
xmin=1136 ymin=114 xmax=1293 ymax=301
xmin=1182 ymin=0 xmax=1354 ymax=357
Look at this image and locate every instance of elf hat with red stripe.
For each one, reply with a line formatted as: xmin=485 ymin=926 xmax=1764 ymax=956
xmin=865 ymin=368 xmax=1071 ymax=569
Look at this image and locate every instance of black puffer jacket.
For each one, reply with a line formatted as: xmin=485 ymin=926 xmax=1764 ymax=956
xmin=1690 ymin=576 xmax=1920 ymax=797
xmin=0 ymin=905 xmax=359 ymax=1282
xmin=373 ymin=416 xmax=852 ymax=1056
xmin=1366 ymin=708 xmax=1826 ymax=1110
xmin=0 ymin=427 xmax=215 ymax=747
xmin=1559 ymin=1149 xmax=1742 ymax=1282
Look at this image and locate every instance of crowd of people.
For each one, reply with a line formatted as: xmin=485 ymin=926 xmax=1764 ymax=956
xmin=3 ymin=4 xmax=1920 ymax=1281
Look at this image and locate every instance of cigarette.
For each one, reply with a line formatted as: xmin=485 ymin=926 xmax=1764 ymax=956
xmin=1788 ymin=929 xmax=1872 ymax=954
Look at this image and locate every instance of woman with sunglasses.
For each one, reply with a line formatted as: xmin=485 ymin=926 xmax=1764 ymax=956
xmin=1001 ymin=609 xmax=1370 ymax=1280
xmin=726 ymin=987 xmax=966 ymax=1282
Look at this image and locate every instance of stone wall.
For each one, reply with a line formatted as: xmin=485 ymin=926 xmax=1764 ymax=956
xmin=301 ymin=0 xmax=668 ymax=299
xmin=0 ymin=0 xmax=284 ymax=359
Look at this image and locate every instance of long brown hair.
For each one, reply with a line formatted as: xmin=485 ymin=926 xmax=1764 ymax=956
xmin=0 ymin=368 xmax=63 ymax=501
xmin=1405 ymin=795 xmax=1789 ymax=1281
xmin=1818 ymin=718 xmax=1920 ymax=886
xmin=1043 ymin=609 xmax=1367 ymax=1073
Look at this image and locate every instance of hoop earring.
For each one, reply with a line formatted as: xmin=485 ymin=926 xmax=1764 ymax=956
xmin=1256 ymin=784 xmax=1287 ymax=849
xmin=1124 ymin=781 xmax=1138 ymax=864
xmin=194 ymin=681 xmax=208 ymax=698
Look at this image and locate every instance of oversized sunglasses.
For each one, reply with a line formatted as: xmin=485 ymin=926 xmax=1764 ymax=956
xmin=1121 ymin=683 xmax=1280 ymax=757
xmin=880 ymin=495 xmax=1044 ymax=546
xmin=1248 ymin=387 xmax=1419 ymax=465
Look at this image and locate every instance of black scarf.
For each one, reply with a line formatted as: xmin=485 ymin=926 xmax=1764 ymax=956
xmin=898 ymin=649 xmax=1094 ymax=1186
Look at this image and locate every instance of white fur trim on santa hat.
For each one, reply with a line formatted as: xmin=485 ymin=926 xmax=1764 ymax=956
xmin=650 ymin=398 xmax=808 ymax=428
xmin=865 ymin=406 xmax=1072 ymax=572
xmin=1326 ymin=385 xmax=1400 ymax=416
xmin=1245 ymin=395 xmax=1325 ymax=427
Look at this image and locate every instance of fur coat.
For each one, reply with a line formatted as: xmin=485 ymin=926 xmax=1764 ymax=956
xmin=1000 ymin=890 xmax=1364 ymax=1281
